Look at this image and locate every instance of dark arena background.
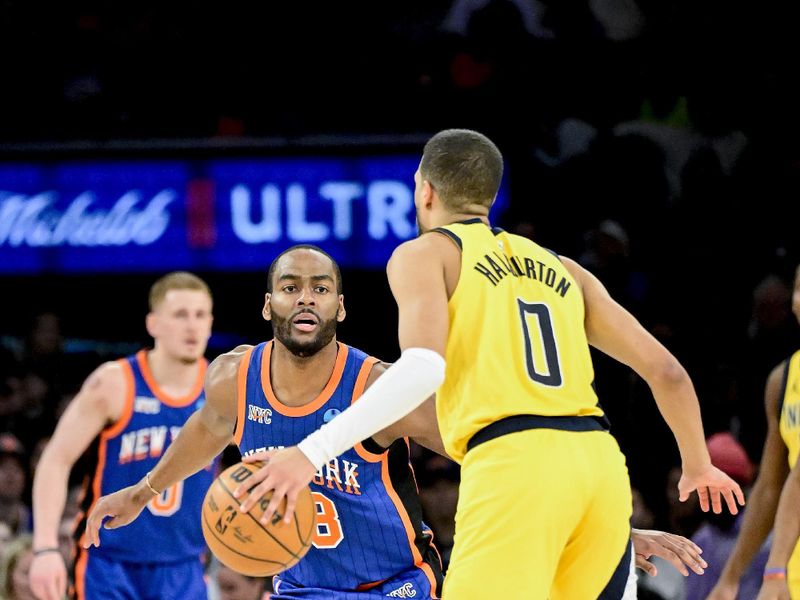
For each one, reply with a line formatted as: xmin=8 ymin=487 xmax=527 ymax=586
xmin=1 ymin=3 xmax=799 ymax=599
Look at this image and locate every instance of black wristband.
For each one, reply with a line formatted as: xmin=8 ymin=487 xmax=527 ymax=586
xmin=33 ymin=547 xmax=61 ymax=556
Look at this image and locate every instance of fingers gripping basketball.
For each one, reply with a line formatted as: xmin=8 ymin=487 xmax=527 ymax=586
xmin=201 ymin=462 xmax=316 ymax=576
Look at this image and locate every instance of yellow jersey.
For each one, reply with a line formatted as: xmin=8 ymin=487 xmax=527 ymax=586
xmin=433 ymin=219 xmax=604 ymax=462
xmin=780 ymin=350 xmax=800 ymax=468
xmin=778 ymin=349 xmax=800 ymax=595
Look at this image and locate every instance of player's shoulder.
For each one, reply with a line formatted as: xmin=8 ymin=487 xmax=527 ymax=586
xmin=207 ymin=344 xmax=254 ymax=381
xmin=392 ymin=231 xmax=456 ymax=260
xmin=765 ymin=357 xmax=792 ymax=410
xmin=83 ymin=359 xmax=128 ymax=392
xmin=74 ymin=359 xmax=130 ymax=418
xmin=388 ymin=233 xmax=460 ymax=283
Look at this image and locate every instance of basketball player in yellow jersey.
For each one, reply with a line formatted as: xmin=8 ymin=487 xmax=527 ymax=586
xmin=757 ymin=457 xmax=800 ymax=599
xmin=711 ymin=264 xmax=800 ymax=600
xmin=236 ymin=129 xmax=744 ymax=599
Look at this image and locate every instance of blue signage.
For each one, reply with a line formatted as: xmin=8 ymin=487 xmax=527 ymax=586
xmin=0 ymin=156 xmax=509 ymax=273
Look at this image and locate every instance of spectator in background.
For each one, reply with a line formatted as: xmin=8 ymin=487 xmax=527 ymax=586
xmin=0 ymin=357 xmax=24 ymax=440
xmin=0 ymin=534 xmax=35 ymax=600
xmin=0 ymin=524 xmax=12 ymax=564
xmin=0 ymin=434 xmax=30 ymax=536
xmin=685 ymin=432 xmax=766 ymax=600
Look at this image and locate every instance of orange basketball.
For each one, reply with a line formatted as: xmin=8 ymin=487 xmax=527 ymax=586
xmin=201 ymin=461 xmax=316 ymax=576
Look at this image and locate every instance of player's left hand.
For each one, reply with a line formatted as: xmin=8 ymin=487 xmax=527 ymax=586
xmin=678 ymin=464 xmax=745 ymax=514
xmin=235 ymin=447 xmax=317 ymax=525
xmin=630 ymin=528 xmax=706 ymax=576
xmin=756 ymin=578 xmax=791 ymax=600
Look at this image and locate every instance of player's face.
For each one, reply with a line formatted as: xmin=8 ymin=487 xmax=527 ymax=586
xmin=265 ymin=250 xmax=345 ymax=358
xmin=147 ymin=289 xmax=213 ymax=364
xmin=793 ymin=267 xmax=800 ymax=324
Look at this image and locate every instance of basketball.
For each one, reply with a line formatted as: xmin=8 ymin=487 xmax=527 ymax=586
xmin=201 ymin=461 xmax=316 ymax=576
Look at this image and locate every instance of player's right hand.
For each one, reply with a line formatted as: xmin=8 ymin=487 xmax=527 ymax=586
xmin=678 ymin=464 xmax=745 ymax=514
xmin=704 ymin=580 xmax=739 ymax=600
xmin=83 ymin=484 xmax=149 ymax=548
xmin=29 ymin=551 xmax=66 ymax=600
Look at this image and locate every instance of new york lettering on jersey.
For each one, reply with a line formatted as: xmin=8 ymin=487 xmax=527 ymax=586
xmin=74 ymin=350 xmax=216 ymax=563
xmin=234 ymin=341 xmax=442 ymax=594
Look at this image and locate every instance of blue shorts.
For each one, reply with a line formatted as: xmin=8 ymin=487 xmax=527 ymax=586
xmin=273 ymin=567 xmax=438 ymax=599
xmin=73 ymin=550 xmax=207 ymax=600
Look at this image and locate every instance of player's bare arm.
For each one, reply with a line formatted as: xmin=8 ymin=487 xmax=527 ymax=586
xmin=83 ymin=347 xmax=247 ymax=549
xmin=561 ymin=256 xmax=745 ymax=515
xmin=708 ymin=363 xmax=791 ymax=599
xmin=30 ymin=361 xmax=127 ymax=600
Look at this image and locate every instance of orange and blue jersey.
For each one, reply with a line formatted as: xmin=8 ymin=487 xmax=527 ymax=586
xmin=73 ymin=351 xmax=216 ymax=582
xmin=234 ymin=341 xmax=442 ymax=599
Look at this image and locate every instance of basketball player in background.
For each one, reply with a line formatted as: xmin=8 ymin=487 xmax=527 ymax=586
xmin=84 ymin=246 xmax=708 ymax=599
xmin=711 ymin=265 xmax=800 ymax=600
xmin=235 ymin=131 xmax=744 ymax=599
xmin=755 ymin=457 xmax=800 ymax=599
xmin=29 ymin=272 xmax=215 ymax=600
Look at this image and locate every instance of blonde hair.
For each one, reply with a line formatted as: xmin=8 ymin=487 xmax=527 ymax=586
xmin=148 ymin=272 xmax=212 ymax=311
xmin=0 ymin=534 xmax=32 ymax=600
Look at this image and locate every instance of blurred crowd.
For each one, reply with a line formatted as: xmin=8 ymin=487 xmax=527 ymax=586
xmin=2 ymin=0 xmax=800 ymax=598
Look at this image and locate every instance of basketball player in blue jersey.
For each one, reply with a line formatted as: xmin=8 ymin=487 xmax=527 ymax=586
xmin=84 ymin=246 xmax=445 ymax=599
xmin=84 ymin=246 xmax=708 ymax=599
xmin=29 ymin=272 xmax=215 ymax=600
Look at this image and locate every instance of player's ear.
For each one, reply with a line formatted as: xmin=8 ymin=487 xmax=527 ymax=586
xmin=262 ymin=293 xmax=272 ymax=322
xmin=337 ymin=295 xmax=346 ymax=323
xmin=422 ymin=179 xmax=435 ymax=209
xmin=145 ymin=312 xmax=159 ymax=338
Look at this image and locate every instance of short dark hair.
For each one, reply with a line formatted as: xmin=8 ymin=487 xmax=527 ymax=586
xmin=419 ymin=129 xmax=503 ymax=210
xmin=266 ymin=245 xmax=343 ymax=294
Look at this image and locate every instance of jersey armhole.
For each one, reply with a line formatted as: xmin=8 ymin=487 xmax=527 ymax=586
xmin=233 ymin=347 xmax=255 ymax=446
xmin=352 ymin=357 xmax=386 ymax=462
xmin=543 ymin=247 xmax=563 ymax=263
xmin=103 ymin=359 xmax=136 ymax=438
xmin=429 ymin=227 xmax=462 ymax=251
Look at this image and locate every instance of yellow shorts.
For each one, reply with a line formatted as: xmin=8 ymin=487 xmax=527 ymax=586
xmin=443 ymin=427 xmax=632 ymax=600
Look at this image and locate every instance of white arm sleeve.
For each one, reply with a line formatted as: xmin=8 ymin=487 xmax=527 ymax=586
xmin=297 ymin=347 xmax=445 ymax=469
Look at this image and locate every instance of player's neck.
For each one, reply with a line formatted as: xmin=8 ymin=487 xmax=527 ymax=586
xmin=269 ymin=339 xmax=340 ymax=407
xmin=145 ymin=347 xmax=202 ymax=394
xmin=434 ymin=210 xmax=490 ymax=229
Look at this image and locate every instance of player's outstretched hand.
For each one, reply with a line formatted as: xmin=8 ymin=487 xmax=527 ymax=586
xmin=29 ymin=550 xmax=67 ymax=600
xmin=756 ymin=578 xmax=791 ymax=600
xmin=631 ymin=528 xmax=706 ymax=577
xmin=237 ymin=447 xmax=316 ymax=525
xmin=83 ymin=485 xmax=149 ymax=548
xmin=678 ymin=464 xmax=745 ymax=514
